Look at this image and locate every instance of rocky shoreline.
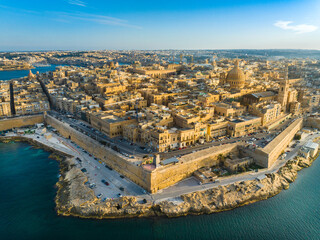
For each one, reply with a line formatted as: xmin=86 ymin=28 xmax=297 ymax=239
xmin=1 ymin=136 xmax=319 ymax=219
xmin=55 ymin=151 xmax=319 ymax=219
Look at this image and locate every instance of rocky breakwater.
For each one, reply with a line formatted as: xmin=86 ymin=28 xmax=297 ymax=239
xmin=56 ymin=153 xmax=317 ymax=219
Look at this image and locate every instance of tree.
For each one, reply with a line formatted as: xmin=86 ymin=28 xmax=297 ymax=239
xmin=239 ymin=166 xmax=246 ymax=172
xmin=294 ymin=134 xmax=301 ymax=140
xmin=217 ymin=154 xmax=225 ymax=167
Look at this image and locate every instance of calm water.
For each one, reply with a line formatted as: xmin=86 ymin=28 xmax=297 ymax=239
xmin=0 ymin=141 xmax=320 ymax=240
xmin=0 ymin=65 xmax=60 ymax=81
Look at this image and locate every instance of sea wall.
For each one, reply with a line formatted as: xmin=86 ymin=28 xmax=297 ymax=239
xmin=0 ymin=135 xmax=72 ymax=158
xmin=0 ymin=114 xmax=44 ymax=131
xmin=55 ymin=148 xmax=319 ymax=219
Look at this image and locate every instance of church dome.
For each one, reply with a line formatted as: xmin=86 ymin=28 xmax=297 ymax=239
xmin=226 ymin=60 xmax=246 ymax=88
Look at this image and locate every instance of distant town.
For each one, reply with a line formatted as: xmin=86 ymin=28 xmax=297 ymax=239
xmin=0 ymin=50 xmax=319 ymax=218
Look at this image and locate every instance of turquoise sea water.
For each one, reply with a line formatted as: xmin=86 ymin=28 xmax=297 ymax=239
xmin=0 ymin=65 xmax=60 ymax=81
xmin=0 ymin=141 xmax=320 ymax=240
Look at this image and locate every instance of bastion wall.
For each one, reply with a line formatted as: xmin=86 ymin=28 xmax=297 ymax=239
xmin=1 ymin=113 xmax=309 ymax=193
xmin=45 ymin=114 xmax=240 ymax=193
xmin=305 ymin=117 xmax=320 ymax=130
xmin=254 ymin=118 xmax=303 ymax=168
xmin=150 ymin=144 xmax=239 ymax=192
xmin=0 ymin=114 xmax=44 ymax=131
xmin=45 ymin=114 xmax=153 ymax=191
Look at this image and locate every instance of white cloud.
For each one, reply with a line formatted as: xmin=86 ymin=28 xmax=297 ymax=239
xmin=68 ymin=0 xmax=86 ymax=7
xmin=54 ymin=12 xmax=142 ymax=29
xmin=274 ymin=21 xmax=318 ymax=34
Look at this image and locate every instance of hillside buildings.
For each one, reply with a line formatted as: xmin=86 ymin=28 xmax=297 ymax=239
xmin=2 ymin=51 xmax=318 ymax=170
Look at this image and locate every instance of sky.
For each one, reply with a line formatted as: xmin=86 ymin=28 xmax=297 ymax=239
xmin=0 ymin=0 xmax=319 ymax=51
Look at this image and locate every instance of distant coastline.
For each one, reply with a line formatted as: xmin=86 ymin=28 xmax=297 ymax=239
xmin=0 ymin=65 xmax=34 ymax=71
xmin=0 ymin=64 xmax=60 ymax=81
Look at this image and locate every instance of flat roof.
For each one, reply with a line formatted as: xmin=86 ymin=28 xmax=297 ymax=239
xmin=161 ymin=157 xmax=179 ymax=165
xmin=251 ymin=91 xmax=275 ymax=99
xmin=263 ymin=118 xmax=303 ymax=153
xmin=305 ymin=141 xmax=319 ymax=150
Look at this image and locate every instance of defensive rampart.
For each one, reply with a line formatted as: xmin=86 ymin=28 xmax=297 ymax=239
xmin=0 ymin=114 xmax=44 ymax=131
xmin=254 ymin=118 xmax=303 ymax=168
xmin=45 ymin=114 xmax=240 ymax=193
xmin=304 ymin=116 xmax=320 ymax=129
xmin=150 ymin=144 xmax=239 ymax=192
xmin=45 ymin=114 xmax=152 ymax=191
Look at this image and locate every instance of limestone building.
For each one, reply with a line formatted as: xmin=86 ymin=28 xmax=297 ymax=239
xmin=248 ymin=101 xmax=282 ymax=126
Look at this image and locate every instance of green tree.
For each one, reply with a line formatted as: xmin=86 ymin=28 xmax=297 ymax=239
xmin=239 ymin=166 xmax=246 ymax=172
xmin=217 ymin=154 xmax=225 ymax=167
xmin=294 ymin=134 xmax=301 ymax=140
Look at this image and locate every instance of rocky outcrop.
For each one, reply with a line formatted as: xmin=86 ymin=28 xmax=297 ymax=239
xmin=2 ymin=135 xmax=317 ymax=219
xmin=55 ymin=154 xmax=317 ymax=219
xmin=55 ymin=158 xmax=156 ymax=219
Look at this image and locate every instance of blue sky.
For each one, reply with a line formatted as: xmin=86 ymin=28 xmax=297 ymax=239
xmin=0 ymin=0 xmax=319 ymax=51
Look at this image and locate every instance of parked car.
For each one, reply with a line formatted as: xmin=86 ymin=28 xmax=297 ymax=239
xmin=105 ymin=165 xmax=113 ymax=170
xmin=97 ymin=193 xmax=103 ymax=198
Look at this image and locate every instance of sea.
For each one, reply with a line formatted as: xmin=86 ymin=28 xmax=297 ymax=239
xmin=0 ymin=141 xmax=319 ymax=240
xmin=0 ymin=63 xmax=129 ymax=81
xmin=0 ymin=65 xmax=62 ymax=81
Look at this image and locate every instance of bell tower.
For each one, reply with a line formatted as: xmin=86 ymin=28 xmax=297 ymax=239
xmin=277 ymin=66 xmax=289 ymax=111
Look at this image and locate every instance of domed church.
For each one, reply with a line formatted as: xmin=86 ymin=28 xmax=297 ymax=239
xmin=225 ymin=59 xmax=246 ymax=89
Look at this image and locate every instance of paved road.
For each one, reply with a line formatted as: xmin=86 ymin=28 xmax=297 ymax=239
xmin=48 ymin=110 xmax=297 ymax=161
xmin=61 ymin=137 xmax=146 ymax=199
xmin=7 ymin=129 xmax=146 ymax=200
xmin=6 ymin=120 xmax=317 ymax=202
xmin=47 ymin=111 xmax=148 ymax=158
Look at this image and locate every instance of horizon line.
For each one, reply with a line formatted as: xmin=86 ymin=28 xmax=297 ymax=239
xmin=1 ymin=48 xmax=320 ymax=53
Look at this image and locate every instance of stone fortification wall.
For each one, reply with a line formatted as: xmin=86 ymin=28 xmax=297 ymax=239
xmin=150 ymin=144 xmax=239 ymax=192
xmin=45 ymin=114 xmax=152 ymax=191
xmin=45 ymin=114 xmax=241 ymax=193
xmin=254 ymin=118 xmax=303 ymax=168
xmin=0 ymin=114 xmax=44 ymax=131
xmin=305 ymin=117 xmax=320 ymax=129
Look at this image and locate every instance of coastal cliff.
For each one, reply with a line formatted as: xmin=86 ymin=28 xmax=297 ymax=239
xmin=55 ymin=154 xmax=317 ymax=219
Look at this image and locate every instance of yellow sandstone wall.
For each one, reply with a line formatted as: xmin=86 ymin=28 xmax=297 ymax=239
xmin=305 ymin=117 xmax=320 ymax=129
xmin=150 ymin=144 xmax=239 ymax=192
xmin=254 ymin=118 xmax=303 ymax=168
xmin=0 ymin=114 xmax=44 ymax=131
xmin=45 ymin=114 xmax=241 ymax=193
xmin=45 ymin=114 xmax=152 ymax=191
